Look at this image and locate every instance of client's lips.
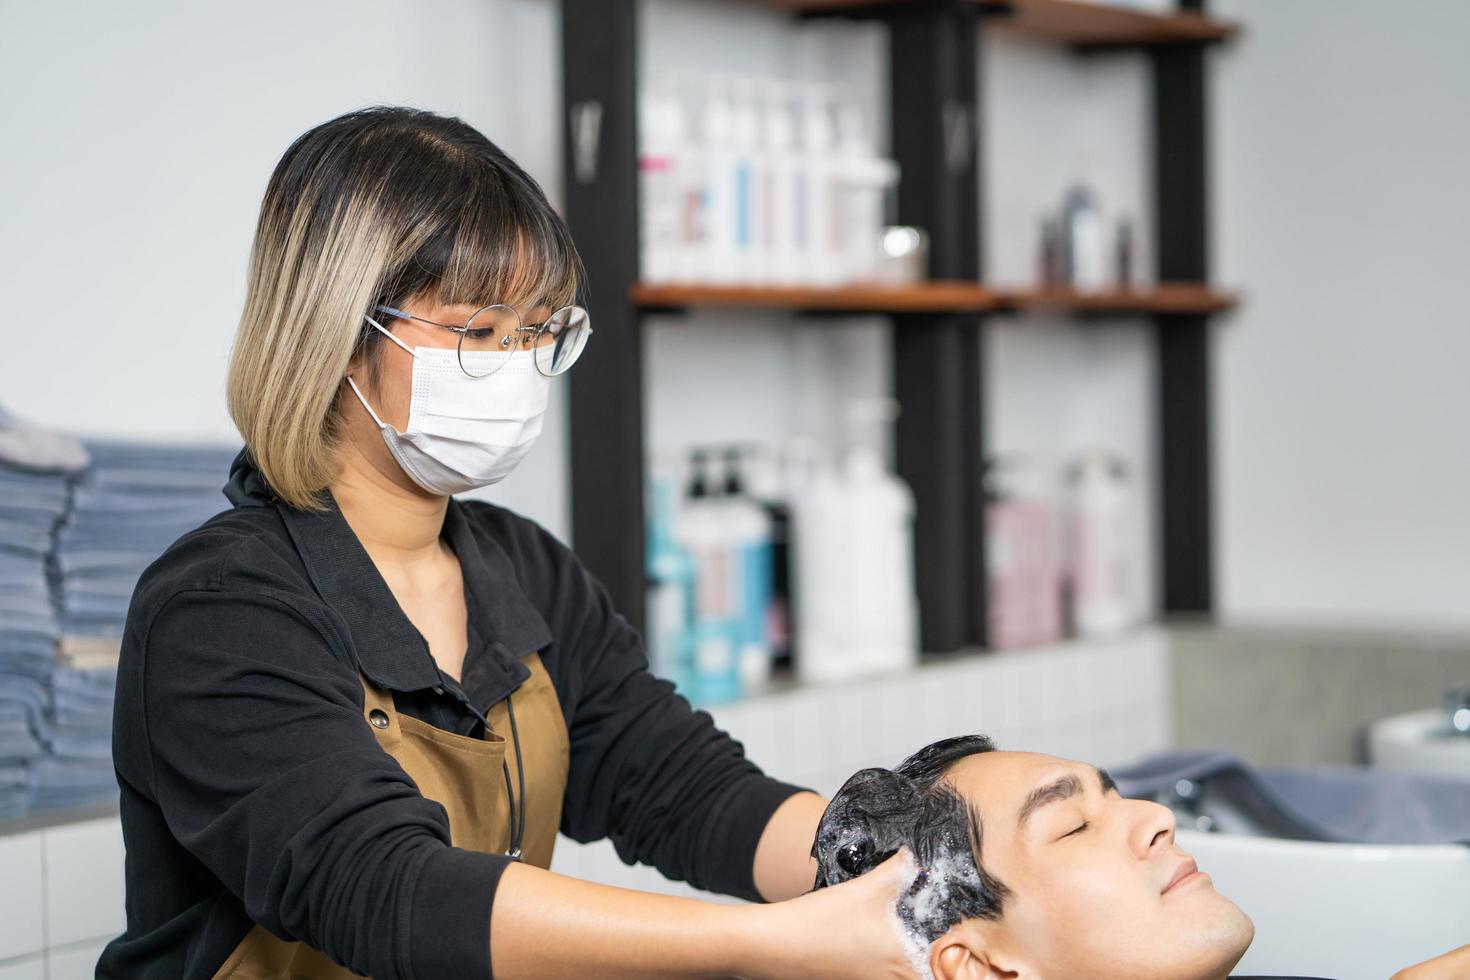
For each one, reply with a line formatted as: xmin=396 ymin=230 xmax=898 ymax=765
xmin=1162 ymin=858 xmax=1200 ymax=894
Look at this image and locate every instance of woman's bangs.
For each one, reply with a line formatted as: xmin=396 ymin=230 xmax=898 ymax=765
xmin=430 ymin=193 xmax=581 ymax=318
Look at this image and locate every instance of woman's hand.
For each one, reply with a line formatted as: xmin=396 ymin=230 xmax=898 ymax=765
xmin=1391 ymin=943 xmax=1470 ymax=980
xmin=744 ymin=849 xmax=926 ymax=980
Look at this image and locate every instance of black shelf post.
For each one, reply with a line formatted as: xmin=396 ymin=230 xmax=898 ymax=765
xmin=887 ymin=0 xmax=988 ymax=652
xmin=562 ymin=0 xmax=647 ymax=634
xmin=1151 ymin=0 xmax=1214 ymax=614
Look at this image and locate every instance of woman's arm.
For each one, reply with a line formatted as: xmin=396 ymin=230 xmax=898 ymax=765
xmin=494 ymin=505 xmax=815 ymax=901
xmin=753 ymin=791 xmax=829 ymax=902
xmin=489 ymin=851 xmax=921 ymax=980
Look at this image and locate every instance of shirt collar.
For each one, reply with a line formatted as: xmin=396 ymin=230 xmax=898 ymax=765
xmin=228 ymin=450 xmax=548 ymax=705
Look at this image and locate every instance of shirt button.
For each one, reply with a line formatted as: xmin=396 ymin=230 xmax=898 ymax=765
xmin=368 ymin=709 xmax=390 ymax=730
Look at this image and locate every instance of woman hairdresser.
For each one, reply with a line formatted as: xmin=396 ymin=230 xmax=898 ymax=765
xmin=99 ymin=106 xmax=916 ymax=980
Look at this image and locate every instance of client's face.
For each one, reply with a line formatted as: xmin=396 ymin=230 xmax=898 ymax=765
xmin=936 ymin=751 xmax=1252 ymax=980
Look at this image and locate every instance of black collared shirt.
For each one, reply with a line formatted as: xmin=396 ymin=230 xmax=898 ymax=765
xmin=98 ymin=453 xmax=806 ymax=979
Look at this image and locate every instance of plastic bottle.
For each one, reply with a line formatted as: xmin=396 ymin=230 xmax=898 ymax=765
xmin=1114 ymin=216 xmax=1135 ymax=288
xmin=721 ymin=447 xmax=774 ymax=692
xmin=645 ymin=456 xmax=695 ymax=690
xmin=701 ymin=78 xmax=740 ymax=285
xmin=1067 ymin=452 xmax=1138 ymax=637
xmin=638 ymin=81 xmax=684 ymax=285
xmin=730 ymin=79 xmax=764 ymax=284
xmin=797 ymin=84 xmax=839 ymax=286
xmin=676 ymin=451 xmax=742 ymax=704
xmin=746 ymin=445 xmax=796 ymax=671
xmin=672 ymin=78 xmax=710 ymax=284
xmin=1062 ymin=182 xmax=1105 ymax=292
xmin=833 ymin=98 xmax=899 ymax=284
xmin=984 ymin=455 xmax=1064 ymax=649
xmin=792 ymin=446 xmax=848 ymax=685
xmin=762 ymin=82 xmax=801 ymax=286
xmin=839 ymin=399 xmax=918 ymax=676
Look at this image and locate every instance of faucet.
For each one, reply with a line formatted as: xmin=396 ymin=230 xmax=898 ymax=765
xmin=1160 ymin=778 xmax=1217 ymax=833
xmin=1445 ymin=688 xmax=1470 ymax=737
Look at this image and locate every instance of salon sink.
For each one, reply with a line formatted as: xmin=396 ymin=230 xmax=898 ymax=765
xmin=1115 ymin=751 xmax=1470 ymax=980
xmin=1181 ymin=829 xmax=1470 ymax=980
xmin=1369 ymin=707 xmax=1470 ymax=781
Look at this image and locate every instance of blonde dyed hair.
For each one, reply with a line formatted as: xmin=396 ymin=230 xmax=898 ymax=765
xmin=227 ymin=106 xmax=582 ymax=510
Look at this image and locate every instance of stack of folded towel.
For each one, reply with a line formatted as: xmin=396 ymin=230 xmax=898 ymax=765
xmin=0 ymin=405 xmax=237 ymax=818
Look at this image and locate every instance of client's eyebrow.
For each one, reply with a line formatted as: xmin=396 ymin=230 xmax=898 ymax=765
xmin=1017 ymin=767 xmax=1117 ymax=830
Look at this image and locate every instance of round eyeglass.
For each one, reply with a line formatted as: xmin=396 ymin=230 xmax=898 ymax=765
xmin=373 ymin=303 xmax=592 ymax=379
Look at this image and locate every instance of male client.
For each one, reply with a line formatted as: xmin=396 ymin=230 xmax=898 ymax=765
xmin=811 ymin=735 xmax=1256 ymax=980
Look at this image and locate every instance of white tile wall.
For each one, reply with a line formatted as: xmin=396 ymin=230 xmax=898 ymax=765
xmin=0 ymin=957 xmax=44 ymax=980
xmin=45 ymin=940 xmax=112 ymax=980
xmin=43 ymin=819 xmax=126 ymax=948
xmin=0 ymin=832 xmax=44 ymax=962
xmin=0 ymin=817 xmax=126 ymax=978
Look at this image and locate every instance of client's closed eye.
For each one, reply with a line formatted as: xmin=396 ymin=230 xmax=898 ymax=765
xmin=1061 ymin=821 xmax=1090 ymax=839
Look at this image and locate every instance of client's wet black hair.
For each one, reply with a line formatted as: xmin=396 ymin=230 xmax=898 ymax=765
xmin=811 ymin=735 xmax=1011 ymax=942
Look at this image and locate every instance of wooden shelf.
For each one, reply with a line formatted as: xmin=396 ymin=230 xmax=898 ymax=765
xmin=754 ymin=0 xmax=894 ymax=10
xmin=633 ymin=281 xmax=1237 ymax=316
xmin=998 ymin=283 xmax=1240 ymax=314
xmin=978 ymin=0 xmax=1239 ymax=46
xmin=632 ymin=280 xmax=1005 ymax=313
xmin=755 ymin=0 xmax=1238 ymax=47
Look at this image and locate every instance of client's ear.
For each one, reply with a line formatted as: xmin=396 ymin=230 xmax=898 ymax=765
xmin=931 ymin=924 xmax=1025 ymax=980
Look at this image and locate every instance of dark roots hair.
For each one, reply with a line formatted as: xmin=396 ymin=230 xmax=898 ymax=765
xmin=811 ymin=735 xmax=1012 ymax=942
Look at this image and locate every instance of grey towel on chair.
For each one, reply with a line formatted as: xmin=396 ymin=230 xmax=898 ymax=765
xmin=1112 ymin=749 xmax=1470 ymax=846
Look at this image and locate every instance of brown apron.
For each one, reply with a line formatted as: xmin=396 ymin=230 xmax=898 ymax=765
xmin=211 ymin=652 xmax=569 ymax=979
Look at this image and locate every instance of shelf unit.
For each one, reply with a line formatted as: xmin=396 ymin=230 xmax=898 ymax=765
xmin=560 ymin=0 xmax=1237 ymax=653
xmin=631 ymin=282 xmax=1239 ymax=316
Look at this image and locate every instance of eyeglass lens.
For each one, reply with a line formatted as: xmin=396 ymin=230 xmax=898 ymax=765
xmin=535 ymin=307 xmax=591 ymax=377
xmin=458 ymin=305 xmax=521 ymax=378
xmin=458 ymin=304 xmax=591 ymax=378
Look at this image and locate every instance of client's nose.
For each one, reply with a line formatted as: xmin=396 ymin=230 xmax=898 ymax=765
xmin=1127 ymin=798 xmax=1177 ymax=858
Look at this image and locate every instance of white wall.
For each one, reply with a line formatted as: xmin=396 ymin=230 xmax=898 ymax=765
xmin=1212 ymin=0 xmax=1470 ymax=629
xmin=0 ymin=0 xmax=572 ymax=539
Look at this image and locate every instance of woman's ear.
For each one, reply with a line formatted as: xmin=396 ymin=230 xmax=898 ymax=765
xmin=931 ymin=924 xmax=1022 ymax=980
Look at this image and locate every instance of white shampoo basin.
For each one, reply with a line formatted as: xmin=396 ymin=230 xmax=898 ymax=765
xmin=1178 ymin=828 xmax=1470 ymax=980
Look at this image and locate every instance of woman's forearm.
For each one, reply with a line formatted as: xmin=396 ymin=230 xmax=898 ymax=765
xmin=490 ymin=847 xmax=922 ymax=980
xmin=752 ymin=791 xmax=828 ymax=902
xmin=489 ymin=861 xmax=759 ymax=978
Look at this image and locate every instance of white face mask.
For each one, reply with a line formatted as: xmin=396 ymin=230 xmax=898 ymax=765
xmin=347 ymin=315 xmax=551 ymax=496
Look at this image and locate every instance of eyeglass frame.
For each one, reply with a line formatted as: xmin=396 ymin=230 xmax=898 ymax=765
xmin=370 ymin=302 xmax=592 ymax=378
